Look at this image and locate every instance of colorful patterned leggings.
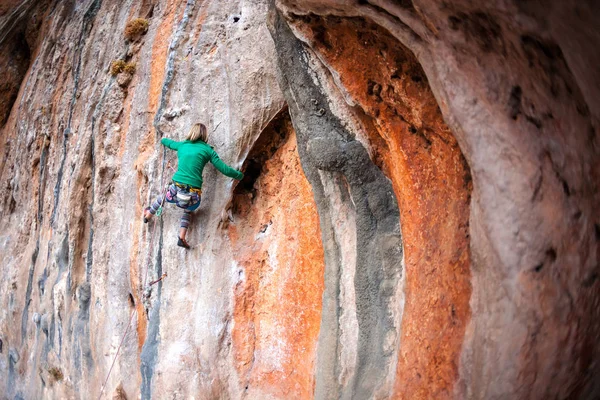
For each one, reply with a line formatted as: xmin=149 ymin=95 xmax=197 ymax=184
xmin=148 ymin=184 xmax=201 ymax=228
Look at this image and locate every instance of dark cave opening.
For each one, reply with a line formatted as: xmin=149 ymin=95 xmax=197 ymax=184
xmin=0 ymin=29 xmax=32 ymax=127
xmin=234 ymin=108 xmax=292 ymax=201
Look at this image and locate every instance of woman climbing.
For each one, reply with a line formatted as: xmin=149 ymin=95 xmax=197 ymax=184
xmin=143 ymin=122 xmax=244 ymax=249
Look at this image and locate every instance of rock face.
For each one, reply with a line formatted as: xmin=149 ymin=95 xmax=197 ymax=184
xmin=0 ymin=0 xmax=598 ymax=399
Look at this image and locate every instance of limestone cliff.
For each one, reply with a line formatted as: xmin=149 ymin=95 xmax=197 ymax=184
xmin=0 ymin=0 xmax=598 ymax=399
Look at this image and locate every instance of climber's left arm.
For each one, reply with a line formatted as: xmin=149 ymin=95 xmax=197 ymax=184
xmin=161 ymin=138 xmax=181 ymax=150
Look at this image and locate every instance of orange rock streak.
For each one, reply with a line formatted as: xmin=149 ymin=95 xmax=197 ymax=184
xmin=229 ymin=127 xmax=325 ymax=399
xmin=298 ymin=16 xmax=472 ymax=399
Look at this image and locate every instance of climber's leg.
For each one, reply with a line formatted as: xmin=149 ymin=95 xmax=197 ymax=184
xmin=144 ymin=185 xmax=177 ymax=223
xmin=179 ymin=210 xmax=191 ymax=238
xmin=177 ymin=210 xmax=192 ymax=249
xmin=143 ymin=194 xmax=164 ymax=223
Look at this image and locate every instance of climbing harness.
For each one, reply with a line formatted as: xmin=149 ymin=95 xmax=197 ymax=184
xmin=173 ymin=180 xmax=202 ymax=195
xmin=171 ymin=180 xmax=201 ymax=209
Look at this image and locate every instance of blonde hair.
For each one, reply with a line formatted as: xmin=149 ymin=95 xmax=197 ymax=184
xmin=186 ymin=123 xmax=208 ymax=142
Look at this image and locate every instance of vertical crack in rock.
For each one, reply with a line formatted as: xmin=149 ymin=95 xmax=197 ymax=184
xmin=268 ymin=11 xmax=403 ymax=399
xmin=84 ymin=141 xmax=96 ymax=281
xmin=54 ymin=232 xmax=69 ymax=359
xmin=71 ymin=281 xmax=93 ymax=396
xmin=21 ymin=125 xmax=51 ymax=345
xmin=51 ymin=0 xmax=102 ymax=226
xmin=68 ymin=77 xmax=113 ymax=393
xmin=39 ymin=233 xmax=67 ymax=369
xmin=152 ymin=0 xmax=195 ymax=137
xmin=7 ymin=346 xmax=20 ymax=397
xmin=86 ymin=78 xmax=115 ymax=281
xmin=64 ymin=132 xmax=94 ymax=395
xmin=20 ymin=241 xmax=40 ymax=344
xmin=140 ymin=219 xmax=164 ymax=400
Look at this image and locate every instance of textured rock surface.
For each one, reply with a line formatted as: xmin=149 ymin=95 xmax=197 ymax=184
xmin=274 ymin=0 xmax=600 ymax=398
xmin=0 ymin=0 xmax=599 ymax=399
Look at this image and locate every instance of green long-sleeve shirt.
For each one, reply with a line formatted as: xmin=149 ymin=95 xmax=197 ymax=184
xmin=161 ymin=138 xmax=243 ymax=188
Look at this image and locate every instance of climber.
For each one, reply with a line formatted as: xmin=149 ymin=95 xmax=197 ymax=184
xmin=143 ymin=122 xmax=244 ymax=249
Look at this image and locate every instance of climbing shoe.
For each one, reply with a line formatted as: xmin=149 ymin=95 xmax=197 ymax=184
xmin=143 ymin=207 xmax=152 ymax=224
xmin=177 ymin=237 xmax=190 ymax=249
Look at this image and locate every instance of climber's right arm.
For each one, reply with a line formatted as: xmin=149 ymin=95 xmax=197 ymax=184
xmin=161 ymin=138 xmax=181 ymax=150
xmin=210 ymin=149 xmax=244 ymax=180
